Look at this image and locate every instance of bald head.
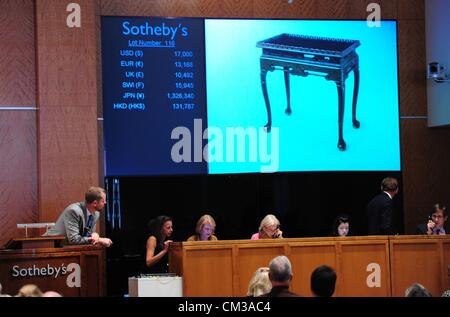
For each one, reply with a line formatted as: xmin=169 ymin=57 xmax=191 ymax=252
xmin=269 ymin=255 xmax=292 ymax=283
xmin=42 ymin=291 xmax=63 ymax=297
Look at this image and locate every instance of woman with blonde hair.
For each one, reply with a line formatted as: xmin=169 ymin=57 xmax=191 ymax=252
xmin=15 ymin=284 xmax=43 ymax=297
xmin=247 ymin=267 xmax=272 ymax=296
xmin=251 ymin=214 xmax=283 ymax=240
xmin=187 ymin=214 xmax=218 ymax=241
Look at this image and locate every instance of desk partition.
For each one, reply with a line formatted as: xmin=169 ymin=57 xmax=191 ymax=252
xmin=169 ymin=235 xmax=449 ymax=297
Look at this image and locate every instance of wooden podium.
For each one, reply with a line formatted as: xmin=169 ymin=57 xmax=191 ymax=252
xmin=4 ymin=236 xmax=65 ymax=250
xmin=0 ymin=236 xmax=106 ymax=297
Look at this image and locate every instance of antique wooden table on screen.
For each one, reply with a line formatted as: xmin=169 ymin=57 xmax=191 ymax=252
xmin=257 ymin=33 xmax=361 ymax=150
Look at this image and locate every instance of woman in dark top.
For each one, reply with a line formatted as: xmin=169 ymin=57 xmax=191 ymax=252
xmin=144 ymin=215 xmax=173 ymax=274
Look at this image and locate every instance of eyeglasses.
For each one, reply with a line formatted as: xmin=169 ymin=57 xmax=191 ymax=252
xmin=266 ymin=225 xmax=279 ymax=231
xmin=432 ymin=215 xmax=444 ymax=219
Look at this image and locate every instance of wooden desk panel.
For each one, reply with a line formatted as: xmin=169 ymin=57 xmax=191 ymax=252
xmin=340 ymin=240 xmax=390 ymax=296
xmin=170 ymin=236 xmax=450 ymax=297
xmin=289 ymin=242 xmax=337 ymax=296
xmin=390 ymin=235 xmax=449 ymax=297
xmin=236 ymin=243 xmax=285 ymax=296
xmin=184 ymin=247 xmax=234 ymax=296
xmin=444 ymin=240 xmax=450 ymax=291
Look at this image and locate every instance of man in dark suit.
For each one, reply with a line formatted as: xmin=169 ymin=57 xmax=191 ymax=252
xmin=416 ymin=203 xmax=448 ymax=235
xmin=259 ymin=255 xmax=299 ymax=297
xmin=45 ymin=186 xmax=113 ymax=247
xmin=366 ymin=177 xmax=399 ymax=235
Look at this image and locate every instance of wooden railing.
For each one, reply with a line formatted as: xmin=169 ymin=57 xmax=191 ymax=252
xmin=169 ymin=235 xmax=450 ymax=297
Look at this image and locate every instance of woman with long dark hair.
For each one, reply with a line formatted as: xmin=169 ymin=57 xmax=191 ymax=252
xmin=144 ymin=215 xmax=173 ymax=273
xmin=331 ymin=214 xmax=350 ymax=237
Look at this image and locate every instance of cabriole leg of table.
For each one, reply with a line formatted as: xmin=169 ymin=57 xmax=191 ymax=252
xmin=283 ymin=66 xmax=292 ymax=115
xmin=260 ymin=67 xmax=272 ymax=132
xmin=352 ymin=63 xmax=360 ymax=129
xmin=336 ymin=81 xmax=346 ymax=151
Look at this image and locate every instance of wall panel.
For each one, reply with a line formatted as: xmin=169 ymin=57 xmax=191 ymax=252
xmin=101 ymin=0 xmax=253 ymax=17
xmin=36 ymin=0 xmax=99 ymax=107
xmin=400 ymin=119 xmax=450 ymax=233
xmin=397 ymin=0 xmax=425 ymax=20
xmin=0 ymin=0 xmax=37 ymax=247
xmin=0 ymin=0 xmax=35 ymax=106
xmin=253 ymin=0 xmax=396 ymax=19
xmin=398 ymin=20 xmax=427 ymax=116
xmin=35 ymin=0 xmax=100 ymax=222
xmin=38 ymin=106 xmax=99 ymax=222
xmin=101 ymin=0 xmax=397 ymax=19
xmin=0 ymin=111 xmax=37 ymax=246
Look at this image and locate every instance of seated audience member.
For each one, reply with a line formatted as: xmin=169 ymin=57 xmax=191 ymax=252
xmin=45 ymin=186 xmax=112 ymax=247
xmin=416 ymin=203 xmax=448 ymax=235
xmin=0 ymin=282 xmax=11 ymax=297
xmin=16 ymin=284 xmax=43 ymax=297
xmin=442 ymin=264 xmax=450 ymax=297
xmin=144 ymin=215 xmax=173 ymax=274
xmin=259 ymin=256 xmax=299 ymax=297
xmin=42 ymin=290 xmax=63 ymax=297
xmin=247 ymin=267 xmax=271 ymax=297
xmin=310 ymin=265 xmax=337 ymax=297
xmin=251 ymin=214 xmax=283 ymax=240
xmin=187 ymin=214 xmax=218 ymax=241
xmin=405 ymin=283 xmax=432 ymax=297
xmin=331 ymin=214 xmax=350 ymax=237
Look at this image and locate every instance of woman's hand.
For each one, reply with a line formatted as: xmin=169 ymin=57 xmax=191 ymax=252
xmin=163 ymin=240 xmax=173 ymax=251
xmin=272 ymin=229 xmax=283 ymax=238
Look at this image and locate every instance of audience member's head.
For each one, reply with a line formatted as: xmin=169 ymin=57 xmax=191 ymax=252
xmin=405 ymin=283 xmax=432 ymax=297
xmin=195 ymin=214 xmax=216 ymax=241
xmin=310 ymin=265 xmax=337 ymax=297
xmin=0 ymin=282 xmax=11 ymax=297
xmin=42 ymin=290 xmax=63 ymax=297
xmin=332 ymin=214 xmax=350 ymax=237
xmin=268 ymin=255 xmax=292 ymax=286
xmin=448 ymin=263 xmax=450 ymax=288
xmin=247 ymin=267 xmax=271 ymax=297
xmin=442 ymin=264 xmax=450 ymax=297
xmin=16 ymin=284 xmax=43 ymax=297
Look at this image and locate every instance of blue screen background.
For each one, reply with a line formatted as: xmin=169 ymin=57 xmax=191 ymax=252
xmin=205 ymin=20 xmax=400 ymax=174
